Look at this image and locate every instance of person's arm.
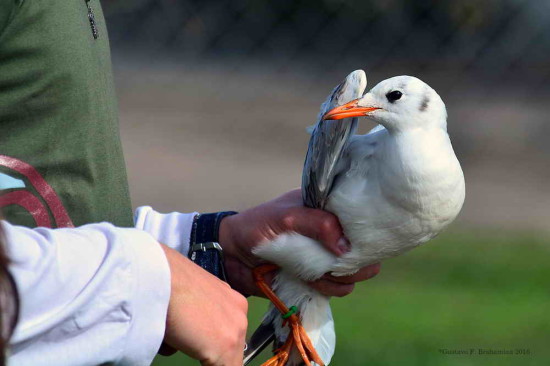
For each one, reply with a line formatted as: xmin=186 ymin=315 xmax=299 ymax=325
xmin=4 ymin=221 xmax=248 ymax=366
xmin=135 ymin=189 xmax=380 ymax=298
xmin=5 ymin=221 xmax=170 ymax=365
xmin=160 ymin=245 xmax=247 ymax=366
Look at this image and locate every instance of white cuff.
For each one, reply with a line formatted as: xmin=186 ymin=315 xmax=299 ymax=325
xmin=120 ymin=228 xmax=171 ymax=365
xmin=134 ymin=206 xmax=197 ymax=256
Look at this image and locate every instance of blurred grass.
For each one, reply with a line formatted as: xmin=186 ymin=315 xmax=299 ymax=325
xmin=153 ymin=231 xmax=550 ymax=366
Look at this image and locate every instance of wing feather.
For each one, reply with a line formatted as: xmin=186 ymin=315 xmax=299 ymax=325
xmin=301 ymin=70 xmax=367 ymax=209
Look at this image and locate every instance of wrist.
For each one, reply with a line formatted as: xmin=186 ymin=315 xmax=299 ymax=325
xmin=218 ymin=213 xmax=237 ymax=256
xmin=188 ymin=211 xmax=237 ymax=282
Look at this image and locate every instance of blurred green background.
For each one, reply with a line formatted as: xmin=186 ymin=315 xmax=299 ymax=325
xmin=101 ymin=0 xmax=550 ymax=365
xmin=151 ymin=231 xmax=550 ymax=366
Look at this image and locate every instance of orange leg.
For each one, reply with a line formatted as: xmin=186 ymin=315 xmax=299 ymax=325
xmin=253 ymin=265 xmax=325 ymax=366
xmin=261 ymin=334 xmax=293 ymax=366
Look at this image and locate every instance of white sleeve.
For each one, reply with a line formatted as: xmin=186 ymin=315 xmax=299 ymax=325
xmin=5 ymin=221 xmax=171 ymax=366
xmin=134 ymin=206 xmax=197 ymax=256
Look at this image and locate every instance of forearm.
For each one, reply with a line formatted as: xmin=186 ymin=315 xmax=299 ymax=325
xmin=5 ymin=221 xmax=171 ymax=366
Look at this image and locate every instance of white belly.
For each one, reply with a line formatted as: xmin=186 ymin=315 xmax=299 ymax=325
xmin=256 ymin=129 xmax=465 ymax=279
xmin=326 ymin=150 xmax=465 ymax=275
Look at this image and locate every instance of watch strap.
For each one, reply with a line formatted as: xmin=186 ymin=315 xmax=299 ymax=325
xmin=193 ymin=211 xmax=237 ymax=244
xmin=189 ymin=242 xmax=227 ymax=281
xmin=189 ymin=211 xmax=237 ymax=282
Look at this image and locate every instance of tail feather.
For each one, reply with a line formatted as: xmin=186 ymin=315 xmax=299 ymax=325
xmin=267 ymin=271 xmax=335 ymax=366
xmin=253 ymin=234 xmax=337 ymax=364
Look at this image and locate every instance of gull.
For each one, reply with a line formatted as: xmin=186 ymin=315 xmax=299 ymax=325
xmin=249 ymin=70 xmax=465 ymax=366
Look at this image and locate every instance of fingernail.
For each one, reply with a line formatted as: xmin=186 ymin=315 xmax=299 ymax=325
xmin=337 ymin=237 xmax=351 ymax=254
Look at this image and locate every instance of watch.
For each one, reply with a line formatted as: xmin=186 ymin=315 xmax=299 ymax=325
xmin=188 ymin=211 xmax=237 ymax=282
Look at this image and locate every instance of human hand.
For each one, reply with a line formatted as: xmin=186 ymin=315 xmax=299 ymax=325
xmin=160 ymin=244 xmax=248 ymax=366
xmin=218 ymin=189 xmax=381 ymax=297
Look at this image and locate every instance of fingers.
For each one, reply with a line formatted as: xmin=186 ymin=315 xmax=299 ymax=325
xmin=307 ymin=263 xmax=381 ymax=297
xmin=326 ymin=263 xmax=381 ymax=284
xmin=279 ymin=207 xmax=346 ymax=256
xmin=224 ymin=256 xmax=278 ymax=298
xmin=219 ymin=188 xmax=376 ymax=301
xmin=309 ymin=280 xmax=355 ymax=297
xmin=256 ymin=189 xmax=347 ymax=256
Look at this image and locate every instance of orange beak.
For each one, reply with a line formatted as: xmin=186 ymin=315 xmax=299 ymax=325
xmin=322 ymin=99 xmax=381 ymax=121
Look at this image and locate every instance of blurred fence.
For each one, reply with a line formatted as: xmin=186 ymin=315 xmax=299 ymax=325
xmin=104 ymin=0 xmax=549 ymax=88
xmin=103 ymin=0 xmax=550 ymax=232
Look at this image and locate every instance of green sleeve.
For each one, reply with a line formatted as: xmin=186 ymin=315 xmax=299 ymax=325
xmin=0 ymin=0 xmax=134 ymax=228
xmin=0 ymin=0 xmax=18 ymax=36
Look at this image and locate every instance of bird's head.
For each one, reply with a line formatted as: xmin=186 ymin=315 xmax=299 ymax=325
xmin=323 ymin=75 xmax=447 ymax=132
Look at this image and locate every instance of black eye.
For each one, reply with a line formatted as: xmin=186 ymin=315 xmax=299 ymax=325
xmin=386 ymin=90 xmax=402 ymax=103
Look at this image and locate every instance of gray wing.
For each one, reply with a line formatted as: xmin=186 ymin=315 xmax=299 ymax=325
xmin=301 ymin=70 xmax=367 ymax=209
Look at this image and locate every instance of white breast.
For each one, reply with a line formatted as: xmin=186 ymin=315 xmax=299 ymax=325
xmin=327 ymin=127 xmax=465 ymax=276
